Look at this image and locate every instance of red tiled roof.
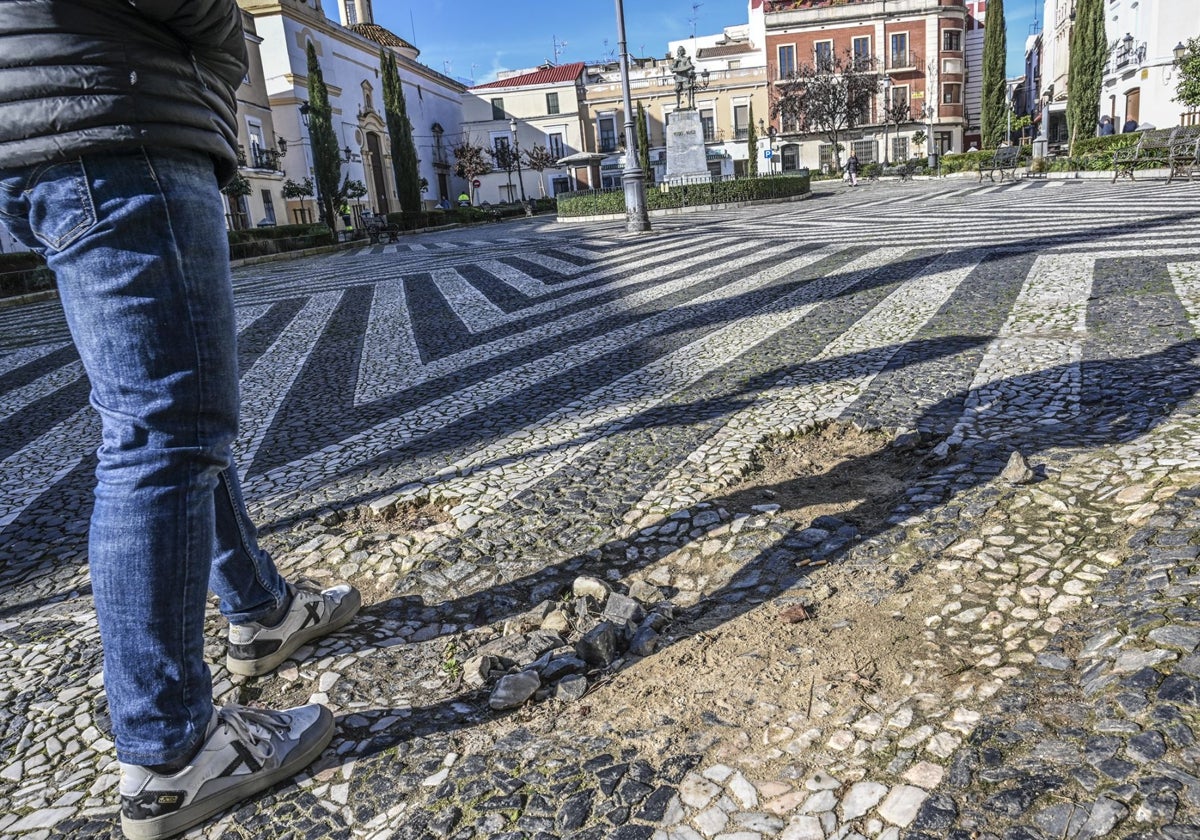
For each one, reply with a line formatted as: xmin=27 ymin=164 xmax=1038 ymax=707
xmin=470 ymin=62 xmax=586 ymax=90
xmin=348 ymin=23 xmax=415 ymax=51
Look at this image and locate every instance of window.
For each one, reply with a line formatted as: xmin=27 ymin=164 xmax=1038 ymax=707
xmin=852 ymin=36 xmax=872 ymax=69
xmin=818 ymin=143 xmax=838 ymax=173
xmin=942 ymin=83 xmax=962 ymax=104
xmin=781 ymin=143 xmax=800 ymax=171
xmin=733 ymin=103 xmax=749 ymax=140
xmin=890 ymin=84 xmax=909 ymax=110
xmin=814 ymin=40 xmax=833 ymax=71
xmin=943 ymin=29 xmax=962 ymax=52
xmin=548 ymin=132 xmax=565 ymax=159
xmin=546 ymin=92 xmax=560 ymax=115
xmin=728 ymin=60 xmax=741 ymax=70
xmin=891 ymin=136 xmax=909 ymax=161
xmin=598 ymin=115 xmax=618 ymax=152
xmin=700 ymin=108 xmax=716 ymax=142
xmin=851 ymin=138 xmax=877 ymax=164
xmin=778 ymin=44 xmax=796 ymax=79
xmin=361 ymin=81 xmax=374 ymax=114
xmin=343 ymin=0 xmax=357 ymax=24
xmin=491 ymin=98 xmax=505 ymax=120
xmin=890 ymin=33 xmax=909 ymax=68
xmin=493 ymin=135 xmax=510 ymax=154
xmin=261 ymin=189 xmax=277 ymax=225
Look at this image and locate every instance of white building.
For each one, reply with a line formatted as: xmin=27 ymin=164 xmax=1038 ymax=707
xmin=465 ymin=63 xmax=589 ymax=203
xmin=1100 ymin=0 xmax=1198 ymax=131
xmin=238 ymin=0 xmax=467 ymax=223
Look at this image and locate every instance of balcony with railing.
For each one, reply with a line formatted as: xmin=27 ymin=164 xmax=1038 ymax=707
xmin=237 ymin=146 xmax=282 ymax=173
xmin=1106 ymin=40 xmax=1147 ymax=74
xmin=886 ymin=51 xmax=921 ymax=73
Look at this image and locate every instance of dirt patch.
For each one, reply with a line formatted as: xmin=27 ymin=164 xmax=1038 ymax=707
xmin=714 ymin=422 xmax=914 ymax=528
xmin=536 ymin=423 xmax=951 ymax=774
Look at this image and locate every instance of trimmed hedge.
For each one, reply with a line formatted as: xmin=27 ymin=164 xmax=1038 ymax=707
xmin=0 ymin=251 xmax=54 ymax=298
xmin=228 ymin=223 xmax=335 ymax=260
xmin=556 ymin=173 xmax=811 ymax=218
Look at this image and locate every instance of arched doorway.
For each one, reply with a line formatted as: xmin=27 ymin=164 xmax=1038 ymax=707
xmin=366 ymin=132 xmax=389 ymax=214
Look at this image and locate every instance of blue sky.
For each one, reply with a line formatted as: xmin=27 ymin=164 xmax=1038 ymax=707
xmin=374 ymin=0 xmax=1037 ymax=86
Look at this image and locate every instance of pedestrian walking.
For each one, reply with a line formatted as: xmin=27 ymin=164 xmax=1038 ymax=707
xmin=846 ymin=152 xmax=860 ymax=186
xmin=0 ymin=2 xmax=361 ymax=838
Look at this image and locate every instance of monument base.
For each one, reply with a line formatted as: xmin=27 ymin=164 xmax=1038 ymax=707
xmin=664 ymin=110 xmax=710 ymax=184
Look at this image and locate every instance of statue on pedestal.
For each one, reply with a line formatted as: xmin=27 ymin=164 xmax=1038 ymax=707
xmin=671 ymin=46 xmax=696 ymax=110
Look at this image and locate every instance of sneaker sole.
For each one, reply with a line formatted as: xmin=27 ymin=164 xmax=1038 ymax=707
xmin=120 ymin=706 xmax=334 ymax=840
xmin=226 ymin=589 xmax=362 ymax=677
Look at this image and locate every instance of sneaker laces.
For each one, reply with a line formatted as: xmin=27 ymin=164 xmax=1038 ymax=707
xmin=217 ymin=705 xmax=292 ymax=764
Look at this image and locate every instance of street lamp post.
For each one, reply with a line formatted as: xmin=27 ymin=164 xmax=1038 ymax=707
xmin=509 ymin=117 xmax=527 ymax=204
xmin=614 ymin=0 xmax=650 ymax=233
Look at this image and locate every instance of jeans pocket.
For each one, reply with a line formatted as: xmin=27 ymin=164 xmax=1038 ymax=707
xmin=27 ymin=160 xmax=98 ymax=252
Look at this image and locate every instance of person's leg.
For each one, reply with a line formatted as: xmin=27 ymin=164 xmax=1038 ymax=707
xmin=0 ymin=149 xmax=240 ymax=765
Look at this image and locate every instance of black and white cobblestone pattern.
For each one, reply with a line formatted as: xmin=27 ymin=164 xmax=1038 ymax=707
xmin=4 ymin=180 xmax=1200 ymax=838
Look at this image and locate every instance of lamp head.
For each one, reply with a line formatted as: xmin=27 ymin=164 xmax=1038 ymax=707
xmin=277 ymin=137 xmax=287 ymax=156
xmin=1175 ymin=42 xmax=1187 ymax=62
xmin=299 ymin=102 xmax=311 ymax=126
xmin=343 ymin=145 xmax=352 ymax=162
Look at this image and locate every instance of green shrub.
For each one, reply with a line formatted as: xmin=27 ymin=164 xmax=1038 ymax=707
xmin=227 ymin=223 xmax=334 ymax=260
xmin=556 ymin=173 xmax=811 ymax=218
xmin=1073 ymin=133 xmax=1137 ymax=157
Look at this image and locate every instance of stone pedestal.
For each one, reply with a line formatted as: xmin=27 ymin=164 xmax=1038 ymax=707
xmin=664 ymin=110 xmax=710 ymax=184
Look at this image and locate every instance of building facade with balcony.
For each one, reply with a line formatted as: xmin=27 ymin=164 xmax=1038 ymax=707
xmin=228 ymin=10 xmax=288 ymax=230
xmin=581 ymin=0 xmax=770 ymax=186
xmin=237 ymin=0 xmax=466 ymax=226
xmin=465 ymin=63 xmax=589 ymax=202
xmin=1101 ymin=0 xmax=1198 ymax=131
xmin=763 ymin=0 xmax=970 ymax=171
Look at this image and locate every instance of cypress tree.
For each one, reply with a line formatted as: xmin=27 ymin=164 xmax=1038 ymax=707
xmin=382 ymin=50 xmax=422 ymax=212
xmin=636 ymin=102 xmax=651 ymax=182
xmin=747 ymin=102 xmax=759 ymax=175
xmin=980 ymin=0 xmax=1008 ymax=148
xmin=305 ymin=42 xmax=341 ymax=228
xmin=1066 ymin=0 xmax=1105 ymax=154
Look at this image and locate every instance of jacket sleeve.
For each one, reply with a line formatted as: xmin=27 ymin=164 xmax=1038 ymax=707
xmin=131 ymin=0 xmax=248 ymax=89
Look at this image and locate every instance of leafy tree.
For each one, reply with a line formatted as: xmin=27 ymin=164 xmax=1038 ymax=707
xmin=522 ymin=144 xmax=558 ymax=197
xmin=636 ymin=102 xmax=651 ymax=182
xmin=1175 ymin=36 xmax=1200 ymax=109
xmin=488 ymin=142 xmax=520 ymax=201
xmin=771 ymin=48 xmax=878 ymax=171
xmin=747 ymin=102 xmax=758 ymax=176
xmin=221 ymin=171 xmax=252 ymax=199
xmin=1066 ymin=0 xmax=1105 ymax=154
xmin=305 ymin=42 xmax=342 ymax=226
xmin=980 ymin=0 xmax=1008 ymax=148
xmin=381 ymin=49 xmax=422 ymax=212
xmin=883 ymin=95 xmax=911 ymax=163
xmin=453 ymin=135 xmax=492 ymax=202
xmin=282 ymin=176 xmax=315 ymax=223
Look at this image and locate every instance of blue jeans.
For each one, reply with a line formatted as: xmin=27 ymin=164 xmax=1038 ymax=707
xmin=0 ymin=149 xmax=288 ymax=766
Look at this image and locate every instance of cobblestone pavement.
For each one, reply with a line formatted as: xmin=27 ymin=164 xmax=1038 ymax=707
xmin=4 ymin=177 xmax=1200 ymax=839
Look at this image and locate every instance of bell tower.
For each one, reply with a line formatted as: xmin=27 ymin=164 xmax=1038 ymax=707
xmin=338 ymin=0 xmax=373 ymax=26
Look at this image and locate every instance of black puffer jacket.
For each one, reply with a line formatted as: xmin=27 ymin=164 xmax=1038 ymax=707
xmin=0 ymin=0 xmax=247 ymax=184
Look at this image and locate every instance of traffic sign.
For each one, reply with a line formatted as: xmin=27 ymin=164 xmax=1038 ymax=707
xmin=472 ymin=178 xmax=481 ymax=188
xmin=764 ymin=149 xmax=773 ymax=158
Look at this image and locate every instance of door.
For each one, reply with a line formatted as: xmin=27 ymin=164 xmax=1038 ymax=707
xmin=366 ymin=132 xmax=389 ymax=213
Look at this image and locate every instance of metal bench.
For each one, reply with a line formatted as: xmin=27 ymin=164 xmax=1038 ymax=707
xmin=869 ymin=162 xmax=914 ymax=182
xmin=1167 ymin=126 xmax=1200 ymax=184
xmin=977 ymin=146 xmax=1023 ymax=182
xmin=1112 ymin=127 xmax=1179 ymax=182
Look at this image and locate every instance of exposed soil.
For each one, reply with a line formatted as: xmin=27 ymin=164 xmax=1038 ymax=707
xmin=535 ymin=423 xmax=955 ymax=773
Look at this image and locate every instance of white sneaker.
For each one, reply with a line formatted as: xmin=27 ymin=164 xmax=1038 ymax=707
xmin=119 ymin=703 xmax=333 ymax=840
xmin=226 ymin=580 xmax=361 ymax=677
